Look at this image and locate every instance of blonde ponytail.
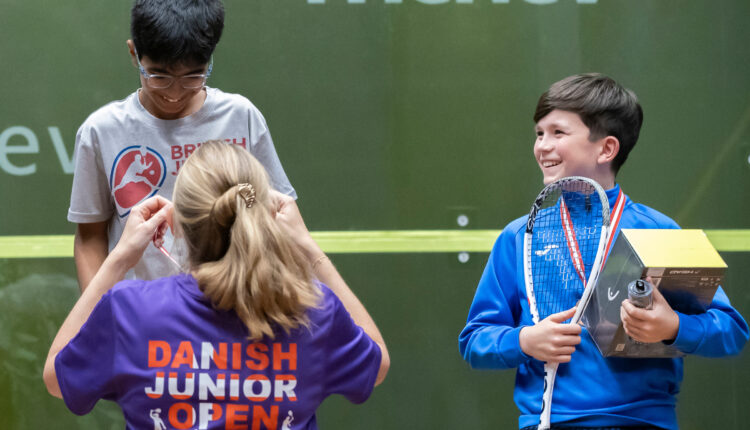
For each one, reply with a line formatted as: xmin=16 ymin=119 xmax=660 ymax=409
xmin=173 ymin=141 xmax=320 ymax=341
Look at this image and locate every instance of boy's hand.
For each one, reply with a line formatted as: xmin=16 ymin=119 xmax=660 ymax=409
xmin=520 ymin=307 xmax=581 ymax=363
xmin=621 ymin=285 xmax=679 ymax=343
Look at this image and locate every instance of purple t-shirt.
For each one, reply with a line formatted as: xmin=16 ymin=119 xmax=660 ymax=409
xmin=55 ymin=274 xmax=381 ymax=430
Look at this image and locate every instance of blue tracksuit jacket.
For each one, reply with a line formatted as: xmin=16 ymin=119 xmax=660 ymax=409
xmin=458 ymin=185 xmax=748 ymax=429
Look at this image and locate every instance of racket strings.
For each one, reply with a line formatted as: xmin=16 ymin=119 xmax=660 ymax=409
xmin=530 ymin=184 xmax=604 ymax=320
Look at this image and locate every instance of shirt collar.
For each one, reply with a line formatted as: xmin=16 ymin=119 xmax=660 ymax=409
xmin=605 ymin=183 xmax=623 ymax=211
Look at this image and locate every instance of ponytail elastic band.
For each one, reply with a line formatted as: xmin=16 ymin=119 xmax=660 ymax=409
xmin=237 ymin=183 xmax=256 ymax=208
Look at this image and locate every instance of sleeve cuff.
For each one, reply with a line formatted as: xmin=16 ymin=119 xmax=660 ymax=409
xmin=500 ymin=326 xmax=533 ymax=367
xmin=67 ymin=209 xmax=112 ymax=224
xmin=55 ymin=351 xmax=90 ymax=415
xmin=669 ymin=312 xmax=703 ymax=353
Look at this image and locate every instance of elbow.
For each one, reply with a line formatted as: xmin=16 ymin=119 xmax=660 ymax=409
xmin=458 ymin=332 xmax=478 ymax=367
xmin=727 ymin=325 xmax=750 ymax=356
xmin=458 ymin=334 xmax=516 ymax=370
xmin=460 ymin=348 xmax=484 ymax=370
xmin=43 ymin=358 xmax=62 ymax=399
xmin=373 ymin=342 xmax=390 ymax=387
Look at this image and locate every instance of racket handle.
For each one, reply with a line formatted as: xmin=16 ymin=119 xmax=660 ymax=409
xmin=628 ymin=279 xmax=654 ymax=310
xmin=538 ymin=362 xmax=559 ymax=430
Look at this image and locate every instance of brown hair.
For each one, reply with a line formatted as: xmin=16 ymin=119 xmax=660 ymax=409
xmin=534 ymin=73 xmax=643 ymax=174
xmin=173 ymin=141 xmax=320 ymax=340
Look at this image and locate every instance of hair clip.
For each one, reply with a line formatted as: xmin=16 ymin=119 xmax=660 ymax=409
xmin=237 ymin=183 xmax=256 ymax=208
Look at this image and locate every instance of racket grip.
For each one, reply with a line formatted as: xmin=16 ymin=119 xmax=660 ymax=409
xmin=538 ymin=362 xmax=559 ymax=430
xmin=627 ymin=279 xmax=653 ymax=310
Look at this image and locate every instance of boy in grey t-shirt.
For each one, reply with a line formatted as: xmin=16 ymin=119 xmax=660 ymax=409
xmin=68 ymin=0 xmax=296 ymax=288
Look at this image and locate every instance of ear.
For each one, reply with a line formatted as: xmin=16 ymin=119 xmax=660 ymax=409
xmin=126 ymin=39 xmax=138 ymax=68
xmin=597 ymin=136 xmax=620 ymax=165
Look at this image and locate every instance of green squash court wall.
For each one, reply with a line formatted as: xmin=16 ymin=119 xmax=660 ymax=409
xmin=1 ymin=1 xmax=749 ymax=428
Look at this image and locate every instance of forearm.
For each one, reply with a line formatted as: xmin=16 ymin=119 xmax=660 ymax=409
xmin=44 ymin=252 xmax=130 ymax=397
xmin=460 ymin=322 xmax=530 ymax=369
xmin=672 ymin=309 xmax=749 ymax=357
xmin=459 ymin=245 xmax=532 ymax=368
xmin=74 ymin=223 xmax=109 ymax=291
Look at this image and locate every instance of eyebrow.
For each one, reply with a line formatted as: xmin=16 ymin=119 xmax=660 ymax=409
xmin=147 ymin=66 xmax=207 ymax=75
xmin=183 ymin=67 xmax=208 ymax=75
xmin=539 ymin=121 xmax=569 ymax=130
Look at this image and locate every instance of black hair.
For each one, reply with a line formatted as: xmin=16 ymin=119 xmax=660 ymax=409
xmin=533 ymin=73 xmax=643 ymax=174
xmin=131 ymin=0 xmax=224 ymax=66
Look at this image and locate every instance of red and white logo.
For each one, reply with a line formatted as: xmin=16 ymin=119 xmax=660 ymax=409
xmin=110 ymin=146 xmax=166 ymax=217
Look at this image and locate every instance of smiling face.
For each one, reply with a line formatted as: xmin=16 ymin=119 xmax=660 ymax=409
xmin=128 ymin=38 xmax=210 ymax=120
xmin=534 ymin=109 xmax=616 ymax=189
xmin=136 ymin=56 xmax=208 ymax=120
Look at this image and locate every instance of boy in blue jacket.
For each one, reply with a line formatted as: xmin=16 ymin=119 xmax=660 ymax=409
xmin=458 ymin=73 xmax=748 ymax=430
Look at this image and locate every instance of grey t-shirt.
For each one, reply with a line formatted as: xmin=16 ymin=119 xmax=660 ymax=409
xmin=68 ymin=87 xmax=296 ymax=280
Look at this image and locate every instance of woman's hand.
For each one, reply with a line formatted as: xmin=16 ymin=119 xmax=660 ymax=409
xmin=271 ymin=191 xmax=322 ymax=261
xmin=110 ymin=196 xmax=173 ymax=269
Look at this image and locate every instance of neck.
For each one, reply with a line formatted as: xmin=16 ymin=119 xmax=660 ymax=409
xmin=599 ymin=177 xmax=616 ymax=190
xmin=590 ymin=168 xmax=616 ymax=190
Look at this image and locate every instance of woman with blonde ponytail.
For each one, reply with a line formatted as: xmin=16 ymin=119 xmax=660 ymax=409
xmin=45 ymin=141 xmax=389 ymax=429
xmin=174 ymin=142 xmax=321 ymax=342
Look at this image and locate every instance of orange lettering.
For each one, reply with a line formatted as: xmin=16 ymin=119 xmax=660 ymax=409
xmin=229 ymin=374 xmax=241 ymax=401
xmin=232 ymin=343 xmax=242 ymax=370
xmin=226 ymin=404 xmax=249 ymax=430
xmin=246 ymin=343 xmax=269 ymax=370
xmin=168 ymin=372 xmax=194 ymax=400
xmin=199 ymin=402 xmax=223 ymax=426
xmin=145 ymin=371 xmax=165 ymax=399
xmin=212 ymin=343 xmax=227 ymax=369
xmin=273 ymin=343 xmax=297 ymax=371
xmin=210 ymin=403 xmax=223 ymax=421
xmin=172 ymin=341 xmax=195 ymax=368
xmin=168 ymin=403 xmax=194 ymax=429
xmin=274 ymin=375 xmax=297 ymax=401
xmin=252 ymin=405 xmax=278 ymax=430
xmin=244 ymin=374 xmax=271 ymax=401
xmin=148 ymin=341 xmax=171 ymax=367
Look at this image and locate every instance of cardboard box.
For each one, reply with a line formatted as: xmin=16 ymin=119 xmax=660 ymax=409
xmin=582 ymin=229 xmax=726 ymax=358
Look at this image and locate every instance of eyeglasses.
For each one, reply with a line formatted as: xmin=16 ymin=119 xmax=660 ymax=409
xmin=134 ymin=48 xmax=213 ymax=89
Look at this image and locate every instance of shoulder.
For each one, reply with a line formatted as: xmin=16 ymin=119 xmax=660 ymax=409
xmin=106 ymin=276 xmax=184 ymax=309
xmin=492 ymin=215 xmax=527 ymax=251
xmin=307 ymin=283 xmax=341 ymax=318
xmin=478 ymin=215 xmax=526 ymax=271
xmin=305 ymin=283 xmax=360 ymax=335
xmin=623 ymin=198 xmax=680 ymax=229
xmin=205 ymin=88 xmax=270 ymax=133
xmin=78 ymin=92 xmax=139 ymax=133
xmin=207 ymin=87 xmax=264 ymax=116
xmin=504 ymin=215 xmax=528 ymax=236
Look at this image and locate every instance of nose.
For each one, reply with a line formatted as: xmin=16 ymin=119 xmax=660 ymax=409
xmin=535 ymin=133 xmax=554 ymax=152
xmin=163 ymin=83 xmax=184 ymax=99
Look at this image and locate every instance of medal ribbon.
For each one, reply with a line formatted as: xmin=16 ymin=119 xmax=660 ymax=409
xmin=560 ymin=189 xmax=625 ymax=286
